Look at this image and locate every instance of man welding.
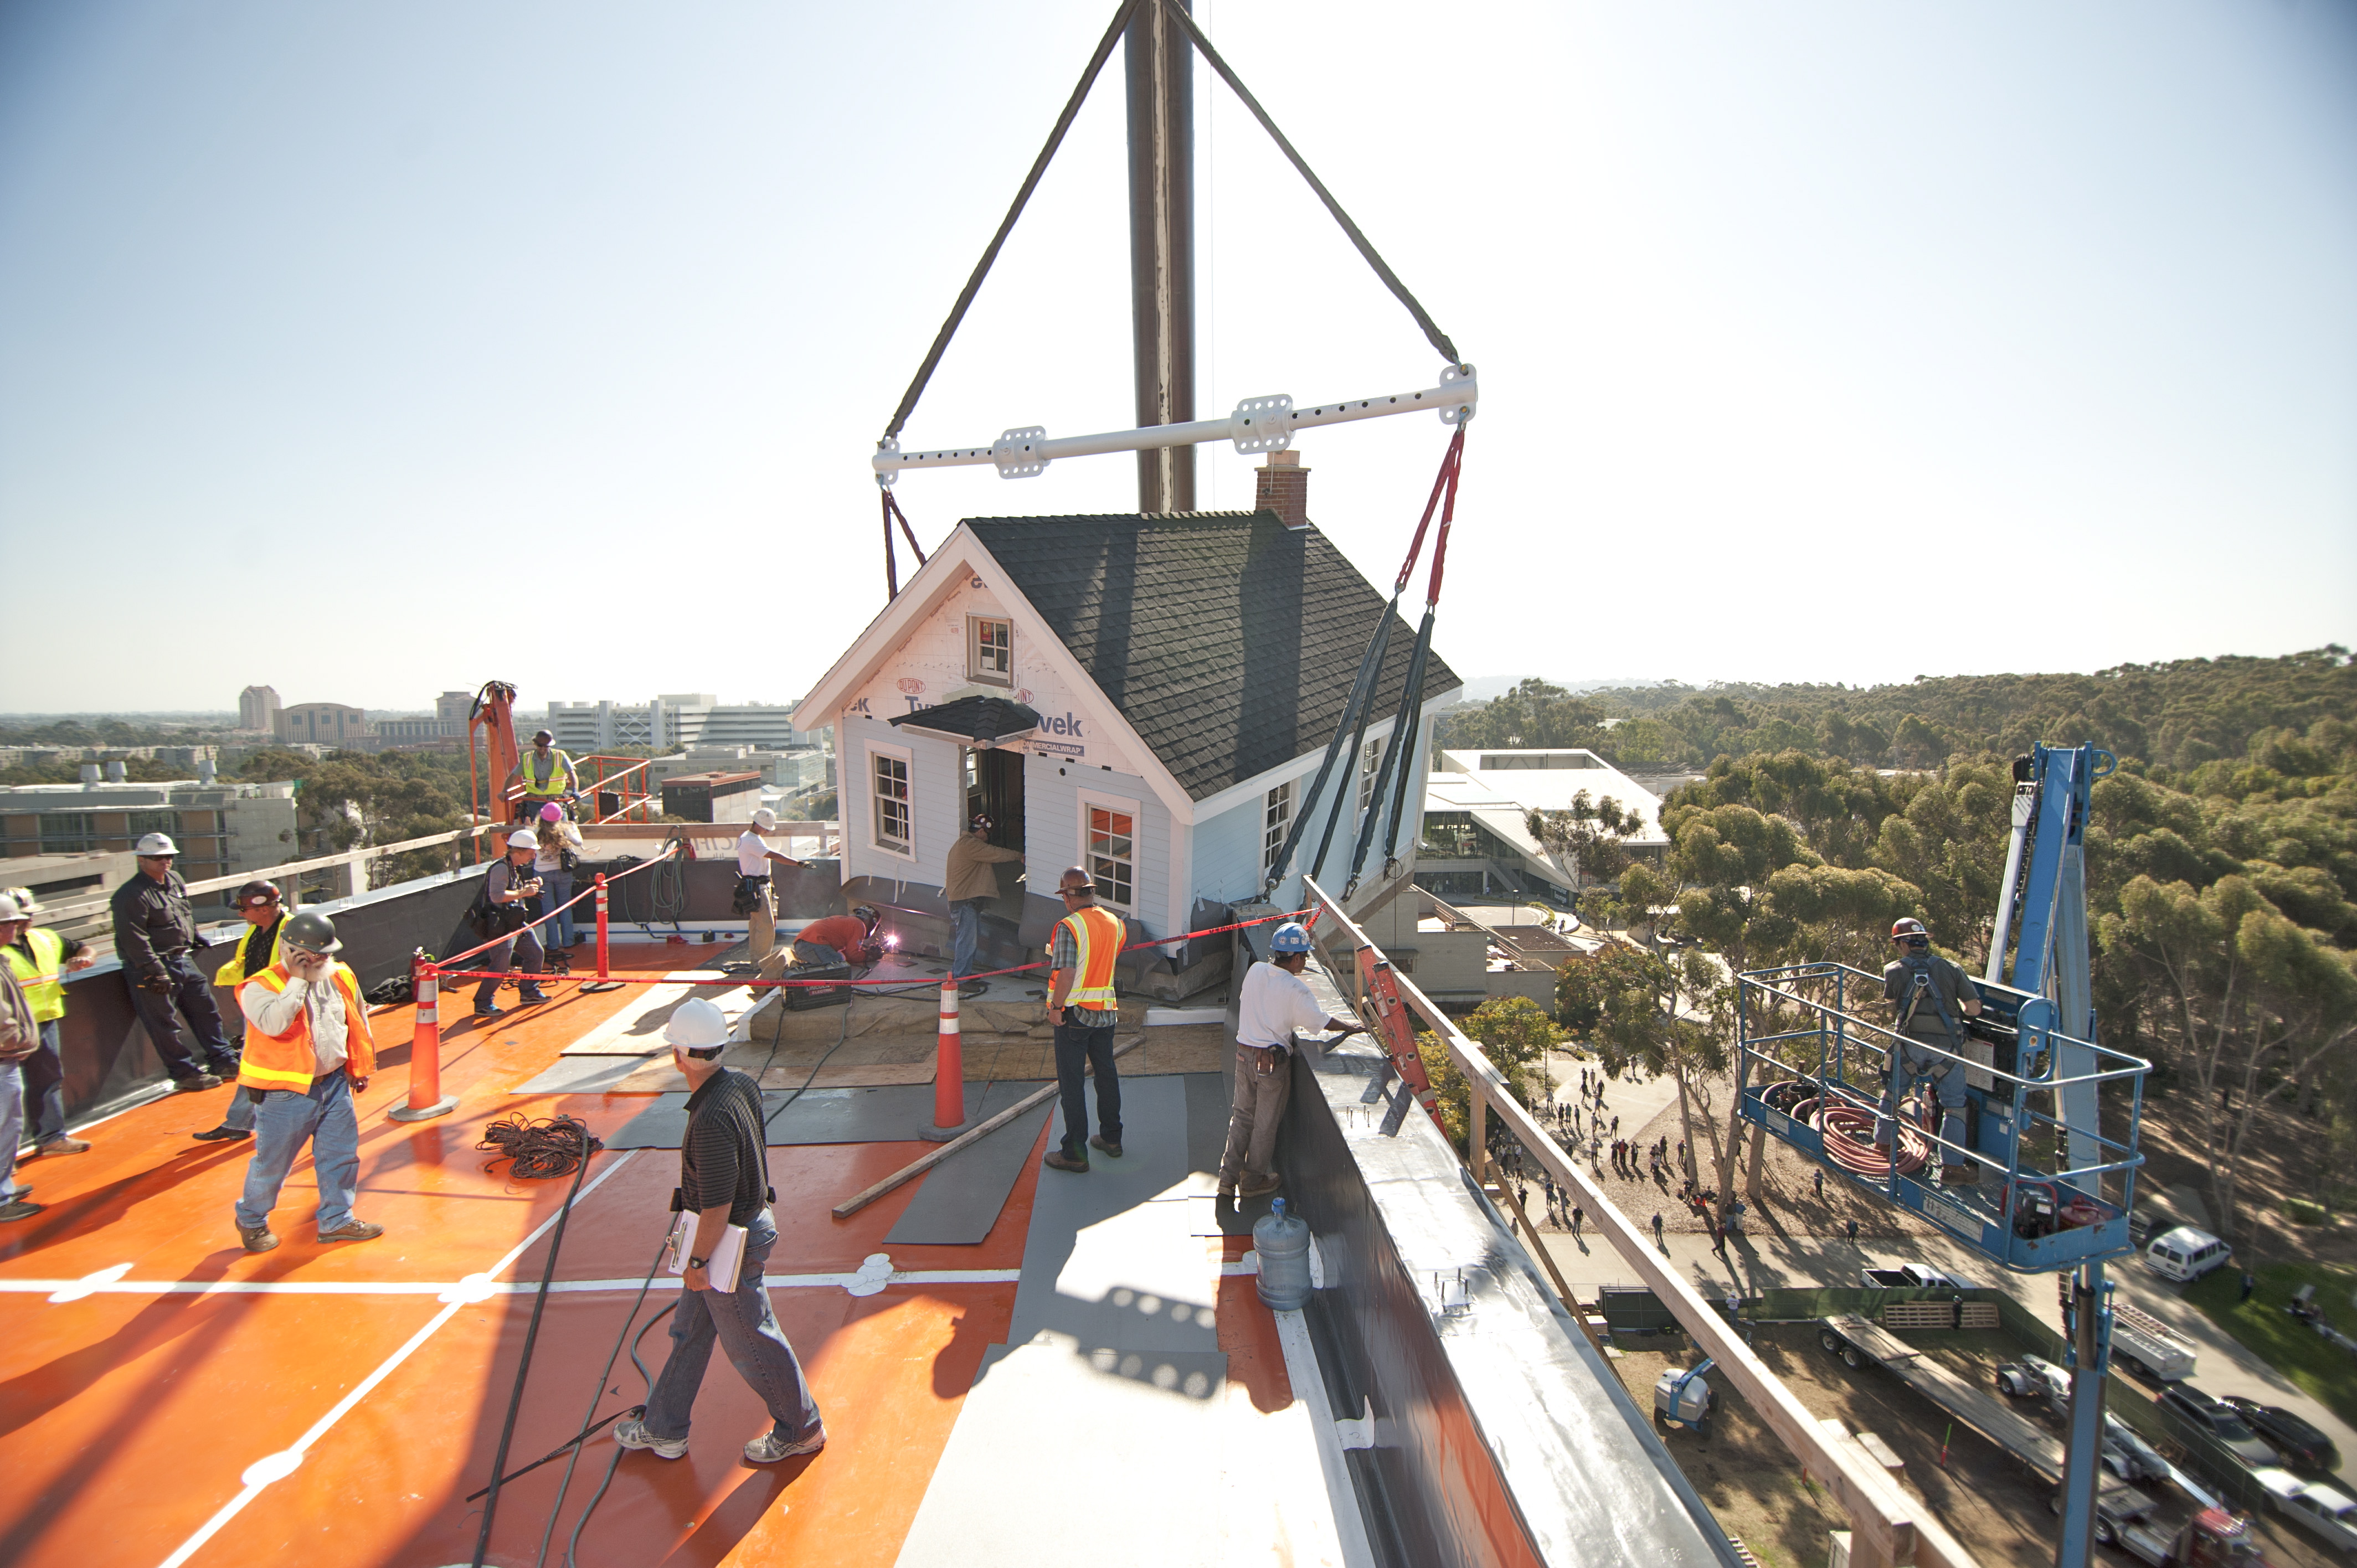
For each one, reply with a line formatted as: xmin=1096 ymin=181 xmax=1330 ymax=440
xmin=788 ymin=906 xmax=884 ymax=969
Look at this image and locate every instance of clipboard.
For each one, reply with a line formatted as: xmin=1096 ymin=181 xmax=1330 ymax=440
xmin=665 ymin=1210 xmax=747 ymax=1293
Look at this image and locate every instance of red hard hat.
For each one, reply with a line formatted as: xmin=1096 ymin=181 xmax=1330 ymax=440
xmin=1891 ymin=917 xmax=1928 ymax=941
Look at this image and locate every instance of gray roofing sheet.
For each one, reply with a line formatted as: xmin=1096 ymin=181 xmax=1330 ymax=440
xmin=966 ymin=510 xmax=1461 ymax=802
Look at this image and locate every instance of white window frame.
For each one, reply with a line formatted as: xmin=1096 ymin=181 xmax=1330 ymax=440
xmin=1078 ymin=788 xmax=1141 ymax=911
xmin=967 ymin=613 xmax=1014 ymax=688
xmin=866 ymin=740 xmax=916 ymax=861
xmin=1358 ymin=736 xmax=1384 ymax=814
xmin=1263 ymin=780 xmax=1294 ymax=877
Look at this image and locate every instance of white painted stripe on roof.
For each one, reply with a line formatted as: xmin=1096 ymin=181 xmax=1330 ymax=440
xmin=9 ymin=1266 xmax=1024 ymax=1299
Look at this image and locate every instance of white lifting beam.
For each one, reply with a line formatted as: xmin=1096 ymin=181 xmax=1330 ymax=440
xmin=872 ymin=364 xmax=1475 ymax=487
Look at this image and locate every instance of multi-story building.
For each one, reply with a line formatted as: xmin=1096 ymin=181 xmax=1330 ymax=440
xmin=542 ymin=695 xmax=817 ymax=754
xmin=0 ymin=778 xmax=300 ymax=910
xmin=275 ymin=702 xmax=368 ymax=747
xmin=238 ymin=685 xmax=281 ymax=734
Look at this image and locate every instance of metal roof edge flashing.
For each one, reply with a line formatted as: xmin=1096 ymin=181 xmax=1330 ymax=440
xmin=1278 ymin=956 xmax=1744 ymax=1568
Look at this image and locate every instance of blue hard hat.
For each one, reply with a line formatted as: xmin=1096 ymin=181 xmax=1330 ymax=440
xmin=1270 ymin=921 xmax=1313 ymax=955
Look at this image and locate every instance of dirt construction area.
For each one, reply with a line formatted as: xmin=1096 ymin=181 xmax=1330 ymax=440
xmin=1605 ymin=1324 xmax=2340 ymax=1568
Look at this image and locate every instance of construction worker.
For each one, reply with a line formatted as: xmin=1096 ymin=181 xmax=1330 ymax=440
xmin=1 ymin=889 xmax=97 ymax=1157
xmin=1880 ymin=916 xmax=1981 ymax=1181
xmin=111 ymin=832 xmax=241 ymax=1089
xmin=475 ymin=831 xmax=550 ymax=1019
xmin=533 ymin=802 xmax=589 ymax=948
xmin=1041 ymin=867 xmax=1125 ymax=1174
xmin=505 ymin=729 xmax=578 ymax=823
xmin=189 ymin=879 xmax=289 ymax=1143
xmin=614 ymin=999 xmax=824 ymax=1465
xmin=789 ymin=906 xmax=883 ymax=969
xmin=735 ymin=808 xmax=807 ymax=963
xmin=0 ymin=955 xmax=39 ymax=1220
xmin=1217 ymin=921 xmax=1360 ymax=1199
xmin=943 ymin=813 xmax=1025 ymax=997
xmin=230 ymin=910 xmax=381 ymax=1251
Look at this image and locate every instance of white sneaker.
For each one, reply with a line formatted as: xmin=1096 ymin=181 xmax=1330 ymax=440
xmin=744 ymin=1425 xmax=826 ymax=1463
xmin=614 ymin=1417 xmax=687 ymax=1459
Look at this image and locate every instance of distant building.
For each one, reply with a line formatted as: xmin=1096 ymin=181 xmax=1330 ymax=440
xmin=238 ymin=685 xmax=281 ymax=734
xmin=436 ymin=690 xmax=474 ymax=726
xmin=0 ymin=778 xmax=301 ymax=910
xmin=275 ymin=702 xmax=368 ymax=747
xmin=540 ymin=695 xmax=814 ymax=754
xmin=1418 ymin=748 xmax=1670 ymax=905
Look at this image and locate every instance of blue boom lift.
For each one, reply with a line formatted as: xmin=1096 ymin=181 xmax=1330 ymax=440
xmin=1736 ymin=745 xmax=2151 ymax=1568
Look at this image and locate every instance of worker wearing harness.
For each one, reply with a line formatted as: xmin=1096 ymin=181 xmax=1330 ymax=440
xmin=1878 ymin=917 xmax=1982 ymax=1181
xmin=506 ymin=729 xmax=578 ymax=823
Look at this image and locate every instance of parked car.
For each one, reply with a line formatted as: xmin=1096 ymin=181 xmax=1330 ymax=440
xmin=2159 ymin=1384 xmax=2282 ymax=1468
xmin=2224 ymin=1396 xmax=2340 ymax=1472
xmin=2253 ymin=1467 xmax=2357 ymax=1555
xmin=2143 ymin=1225 xmax=2232 ymax=1284
xmin=1861 ymin=1262 xmax=1975 ymax=1290
xmin=1996 ymin=1356 xmax=2072 ymax=1401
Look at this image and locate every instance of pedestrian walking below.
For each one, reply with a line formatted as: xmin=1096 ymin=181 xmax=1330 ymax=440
xmin=1571 ymin=1206 xmax=1583 ymax=1237
xmin=1650 ymin=1211 xmax=1664 ymax=1248
xmin=615 ymin=998 xmax=825 ymax=1466
xmin=112 ymin=833 xmax=240 ymax=1089
xmin=231 ymin=912 xmax=380 ymax=1251
xmin=1845 ymin=1218 xmax=1859 ymax=1245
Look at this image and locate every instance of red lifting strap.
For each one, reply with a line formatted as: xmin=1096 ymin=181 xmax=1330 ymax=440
xmin=1391 ymin=425 xmax=1466 ymax=598
xmin=1424 ymin=426 xmax=1464 ymax=610
xmin=881 ymin=490 xmax=929 ymax=600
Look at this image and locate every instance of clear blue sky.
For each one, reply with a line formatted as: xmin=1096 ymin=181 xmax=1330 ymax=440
xmin=2 ymin=1 xmax=2350 ymax=714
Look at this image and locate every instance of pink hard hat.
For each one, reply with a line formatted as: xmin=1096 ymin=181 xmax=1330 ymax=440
xmin=538 ymin=802 xmax=563 ymax=822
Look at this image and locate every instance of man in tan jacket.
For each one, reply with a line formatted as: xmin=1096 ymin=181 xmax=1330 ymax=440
xmin=943 ymin=814 xmax=1024 ymax=997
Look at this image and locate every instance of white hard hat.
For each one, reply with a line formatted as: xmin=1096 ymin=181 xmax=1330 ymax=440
xmin=3 ymin=888 xmax=40 ymax=915
xmin=751 ymin=807 xmax=778 ymax=831
xmin=135 ymin=832 xmax=179 ymax=857
xmin=0 ymin=895 xmax=25 ymax=924
xmin=665 ymin=997 xmax=730 ymax=1050
xmin=507 ymin=829 xmax=539 ymax=850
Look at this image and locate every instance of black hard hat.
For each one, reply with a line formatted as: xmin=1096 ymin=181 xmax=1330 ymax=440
xmin=970 ymin=813 xmax=994 ymax=831
xmin=235 ymin=879 xmax=282 ymax=908
xmin=282 ymin=911 xmax=341 ymax=954
xmin=532 ymin=729 xmax=554 ymax=744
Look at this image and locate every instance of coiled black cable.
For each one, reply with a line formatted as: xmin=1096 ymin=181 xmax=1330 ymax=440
xmin=477 ymin=1114 xmax=603 ymax=1180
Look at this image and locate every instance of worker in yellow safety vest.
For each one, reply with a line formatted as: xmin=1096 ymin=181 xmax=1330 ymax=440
xmin=231 ymin=910 xmax=382 ymax=1253
xmin=1041 ymin=866 xmax=1125 ymax=1174
xmin=0 ymin=889 xmax=97 ymax=1158
xmin=505 ymin=729 xmax=578 ymax=823
xmin=191 ymin=879 xmax=290 ymax=1146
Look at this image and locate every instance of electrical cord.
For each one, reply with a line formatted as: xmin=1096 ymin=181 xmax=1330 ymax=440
xmin=477 ymin=1115 xmax=602 ymax=1181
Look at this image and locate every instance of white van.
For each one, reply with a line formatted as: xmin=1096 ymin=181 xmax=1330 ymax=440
xmin=2143 ymin=1225 xmax=2231 ymax=1283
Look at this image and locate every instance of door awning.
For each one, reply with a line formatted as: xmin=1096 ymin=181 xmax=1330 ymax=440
xmin=888 ymin=695 xmax=1042 ymax=750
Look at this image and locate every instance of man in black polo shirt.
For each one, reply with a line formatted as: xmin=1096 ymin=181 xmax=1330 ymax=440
xmin=614 ymin=997 xmax=825 ymax=1466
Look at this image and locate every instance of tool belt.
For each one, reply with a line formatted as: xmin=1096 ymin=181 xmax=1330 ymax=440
xmin=1240 ymin=1042 xmax=1288 ymax=1076
xmin=731 ymin=875 xmax=769 ymax=917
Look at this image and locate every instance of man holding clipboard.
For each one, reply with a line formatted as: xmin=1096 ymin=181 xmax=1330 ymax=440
xmin=613 ymin=997 xmax=826 ymax=1466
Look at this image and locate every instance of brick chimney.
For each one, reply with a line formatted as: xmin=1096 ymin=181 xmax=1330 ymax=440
xmin=1255 ymin=450 xmax=1310 ymax=529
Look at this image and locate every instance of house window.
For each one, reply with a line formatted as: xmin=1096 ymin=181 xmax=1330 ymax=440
xmin=968 ymin=615 xmax=1013 ymax=687
xmin=872 ymin=751 xmax=912 ymax=854
xmin=40 ymin=812 xmax=96 ymax=854
xmin=1358 ymin=738 xmax=1383 ymax=814
xmin=1084 ymin=800 xmax=1136 ymax=909
xmin=1263 ymin=781 xmax=1293 ymax=876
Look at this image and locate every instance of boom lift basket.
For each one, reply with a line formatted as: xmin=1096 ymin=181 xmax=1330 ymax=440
xmin=1736 ymin=962 xmax=2149 ymax=1273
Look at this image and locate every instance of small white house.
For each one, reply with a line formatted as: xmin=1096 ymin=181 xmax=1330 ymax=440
xmin=799 ymin=497 xmax=1463 ymax=985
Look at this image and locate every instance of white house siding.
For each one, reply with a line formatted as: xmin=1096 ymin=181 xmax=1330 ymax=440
xmin=1028 ymin=751 xmax=1171 ymax=935
xmin=841 ymin=725 xmax=963 ymax=890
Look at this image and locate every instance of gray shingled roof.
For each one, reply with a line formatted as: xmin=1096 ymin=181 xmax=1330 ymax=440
xmin=966 ymin=510 xmax=1461 ymax=802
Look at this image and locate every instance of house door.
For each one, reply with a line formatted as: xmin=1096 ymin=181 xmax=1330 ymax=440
xmin=965 ymin=747 xmax=1026 ymax=854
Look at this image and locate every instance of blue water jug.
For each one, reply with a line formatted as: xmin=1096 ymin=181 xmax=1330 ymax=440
xmin=1254 ymin=1196 xmax=1314 ymax=1310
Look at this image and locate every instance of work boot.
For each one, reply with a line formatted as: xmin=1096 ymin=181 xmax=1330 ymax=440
xmin=0 ymin=1198 xmax=43 ymax=1222
xmin=614 ymin=1417 xmax=688 ymax=1460
xmin=192 ymin=1125 xmax=253 ymax=1143
xmin=238 ymin=1223 xmax=278 ymax=1253
xmin=1042 ymin=1150 xmax=1089 ymax=1174
xmin=34 ymin=1136 xmax=91 ymax=1157
xmin=173 ymin=1073 xmax=223 ymax=1093
xmin=474 ymin=1004 xmax=505 ymax=1019
xmin=317 ymin=1219 xmax=384 ymax=1244
xmin=517 ymin=988 xmax=550 ymax=1005
xmin=958 ymin=980 xmax=989 ymax=998
xmin=1089 ymin=1134 xmax=1123 ymax=1159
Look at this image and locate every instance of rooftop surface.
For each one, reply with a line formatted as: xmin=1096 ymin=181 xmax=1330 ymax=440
xmin=0 ymin=943 xmax=1352 ymax=1567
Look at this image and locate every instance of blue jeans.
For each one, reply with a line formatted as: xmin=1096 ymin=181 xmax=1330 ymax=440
xmin=127 ymin=951 xmax=237 ymax=1079
xmin=20 ymin=1020 xmax=65 ymax=1145
xmin=0 ymin=1063 xmax=23 ymax=1198
xmin=950 ymin=898 xmax=988 ymax=979
xmin=540 ymin=870 xmax=578 ymax=947
xmin=1052 ymin=1013 xmax=1121 ymax=1159
xmin=642 ymin=1214 xmax=821 ymax=1444
xmin=474 ymin=926 xmax=547 ymax=1012
xmin=234 ymin=1072 xmax=361 ymax=1233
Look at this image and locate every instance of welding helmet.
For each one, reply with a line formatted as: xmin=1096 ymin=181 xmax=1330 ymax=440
xmin=852 ymin=904 xmax=880 ymax=928
xmin=1270 ymin=921 xmax=1314 ymax=955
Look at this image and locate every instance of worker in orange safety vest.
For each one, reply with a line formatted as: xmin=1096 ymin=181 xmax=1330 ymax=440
xmin=230 ymin=910 xmax=382 ymax=1254
xmin=1041 ymin=866 xmax=1125 ymax=1175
